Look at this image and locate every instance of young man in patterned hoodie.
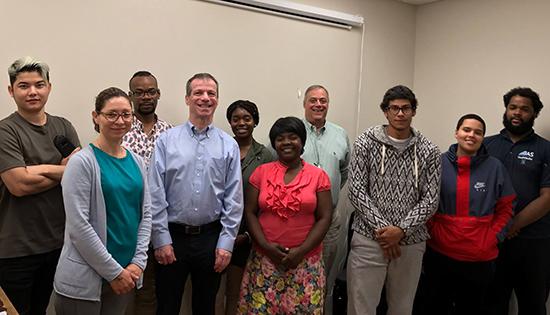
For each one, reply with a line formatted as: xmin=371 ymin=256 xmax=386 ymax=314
xmin=347 ymin=85 xmax=441 ymax=315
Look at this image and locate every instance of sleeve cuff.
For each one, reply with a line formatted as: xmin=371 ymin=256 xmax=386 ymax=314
xmin=131 ymin=259 xmax=147 ymax=271
xmin=152 ymin=231 xmax=172 ymax=250
xmin=216 ymin=235 xmax=235 ymax=252
xmin=104 ymin=265 xmax=125 ymax=282
xmin=397 ymin=224 xmax=409 ymax=237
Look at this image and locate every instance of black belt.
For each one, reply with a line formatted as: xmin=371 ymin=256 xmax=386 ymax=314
xmin=169 ymin=220 xmax=221 ymax=235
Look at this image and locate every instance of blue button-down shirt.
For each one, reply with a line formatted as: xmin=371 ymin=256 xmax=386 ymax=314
xmin=148 ymin=121 xmax=243 ymax=251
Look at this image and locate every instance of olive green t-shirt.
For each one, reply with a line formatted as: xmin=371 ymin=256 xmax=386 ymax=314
xmin=0 ymin=112 xmax=80 ymax=258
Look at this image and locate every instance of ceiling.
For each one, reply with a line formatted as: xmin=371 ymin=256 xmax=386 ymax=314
xmin=399 ymin=0 xmax=440 ymax=5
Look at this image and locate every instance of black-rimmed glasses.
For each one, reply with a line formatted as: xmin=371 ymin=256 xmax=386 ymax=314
xmin=130 ymin=89 xmax=159 ymax=98
xmin=98 ymin=111 xmax=133 ymax=122
xmin=387 ymin=105 xmax=413 ymax=115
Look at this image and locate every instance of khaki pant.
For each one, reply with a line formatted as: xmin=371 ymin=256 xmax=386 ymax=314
xmin=322 ymin=207 xmax=345 ymax=315
xmin=347 ymin=232 xmax=425 ymax=315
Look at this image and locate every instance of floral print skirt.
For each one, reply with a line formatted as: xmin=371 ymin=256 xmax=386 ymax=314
xmin=238 ymin=249 xmax=325 ymax=314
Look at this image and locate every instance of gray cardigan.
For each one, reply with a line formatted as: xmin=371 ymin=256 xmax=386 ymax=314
xmin=54 ymin=145 xmax=152 ymax=301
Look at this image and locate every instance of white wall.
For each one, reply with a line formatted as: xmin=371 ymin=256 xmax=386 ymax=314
xmin=6 ymin=0 xmax=550 ymax=313
xmin=6 ymin=0 xmax=548 ymax=160
xmin=414 ymin=0 xmax=550 ymax=150
xmin=296 ymin=0 xmax=417 ymax=134
xmin=1 ymin=2 xmax=417 ymax=314
xmin=0 ymin=0 xmax=416 ymax=146
xmin=414 ymin=3 xmax=550 ymax=314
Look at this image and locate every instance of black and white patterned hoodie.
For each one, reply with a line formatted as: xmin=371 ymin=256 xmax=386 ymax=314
xmin=349 ymin=125 xmax=441 ymax=245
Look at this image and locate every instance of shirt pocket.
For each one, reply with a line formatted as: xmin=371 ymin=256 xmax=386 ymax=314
xmin=208 ymin=156 xmax=227 ymax=185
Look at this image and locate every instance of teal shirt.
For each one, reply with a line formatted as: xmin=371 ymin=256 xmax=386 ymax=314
xmin=91 ymin=144 xmax=143 ymax=267
xmin=302 ymin=119 xmax=350 ymax=208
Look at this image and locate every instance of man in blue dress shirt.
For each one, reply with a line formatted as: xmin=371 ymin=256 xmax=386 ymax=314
xmin=148 ymin=73 xmax=243 ymax=315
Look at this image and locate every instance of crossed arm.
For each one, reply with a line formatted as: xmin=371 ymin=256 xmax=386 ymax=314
xmin=1 ymin=149 xmax=78 ymax=197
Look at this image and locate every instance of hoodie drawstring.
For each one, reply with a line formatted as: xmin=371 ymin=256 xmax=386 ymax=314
xmin=413 ymin=143 xmax=418 ymax=189
xmin=380 ymin=145 xmax=386 ymax=175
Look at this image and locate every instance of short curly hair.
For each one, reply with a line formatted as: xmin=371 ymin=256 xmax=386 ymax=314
xmin=503 ymin=87 xmax=544 ymax=116
xmin=380 ymin=85 xmax=418 ymax=111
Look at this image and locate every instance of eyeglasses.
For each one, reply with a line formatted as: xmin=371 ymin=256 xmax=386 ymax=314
xmin=130 ymin=89 xmax=159 ymax=98
xmin=387 ymin=105 xmax=413 ymax=115
xmin=98 ymin=111 xmax=133 ymax=122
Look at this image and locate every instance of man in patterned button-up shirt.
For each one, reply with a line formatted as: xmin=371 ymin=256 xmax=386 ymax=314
xmin=123 ymin=71 xmax=172 ymax=169
xmin=123 ymin=71 xmax=171 ymax=315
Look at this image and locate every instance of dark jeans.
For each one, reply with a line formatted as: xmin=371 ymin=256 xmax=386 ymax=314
xmin=155 ymin=223 xmax=222 ymax=315
xmin=0 ymin=248 xmax=61 ymax=315
xmin=486 ymin=237 xmax=550 ymax=315
xmin=422 ymin=247 xmax=494 ymax=315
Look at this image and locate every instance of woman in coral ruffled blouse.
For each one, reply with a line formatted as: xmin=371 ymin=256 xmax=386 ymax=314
xmin=238 ymin=117 xmax=333 ymax=314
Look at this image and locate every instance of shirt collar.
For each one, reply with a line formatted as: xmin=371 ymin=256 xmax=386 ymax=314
xmin=303 ymin=118 xmax=326 ymax=134
xmin=132 ymin=114 xmax=159 ymax=130
xmin=499 ymin=128 xmax=536 ymax=143
xmin=250 ymin=139 xmax=264 ymax=155
xmin=186 ymin=120 xmax=212 ymax=138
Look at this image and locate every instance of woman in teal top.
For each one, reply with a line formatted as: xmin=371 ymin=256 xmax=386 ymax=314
xmin=54 ymin=87 xmax=151 ymax=314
